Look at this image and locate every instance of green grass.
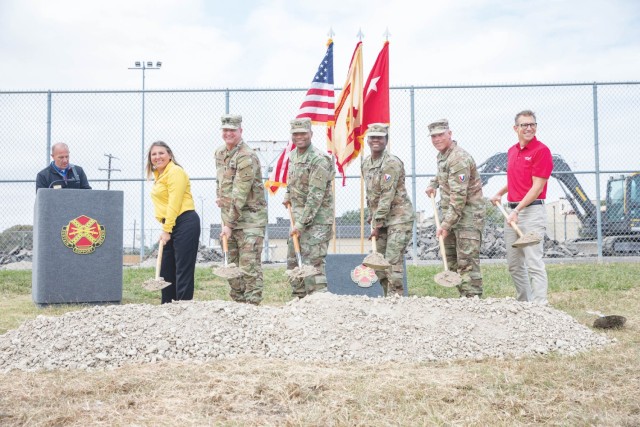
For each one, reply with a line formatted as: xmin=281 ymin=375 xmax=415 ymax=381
xmin=1 ymin=262 xmax=639 ymax=335
xmin=1 ymin=262 xmax=639 ymax=425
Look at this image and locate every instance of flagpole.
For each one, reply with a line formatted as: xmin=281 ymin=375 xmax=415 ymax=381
xmin=359 ymin=34 xmax=391 ymax=253
xmin=356 ymin=28 xmax=365 ymax=253
xmin=332 ymin=168 xmax=337 ymax=254
xmin=383 ymin=28 xmax=391 ymax=156
xmin=360 ymin=155 xmax=365 ymax=254
xmin=323 ymin=28 xmax=337 ymax=254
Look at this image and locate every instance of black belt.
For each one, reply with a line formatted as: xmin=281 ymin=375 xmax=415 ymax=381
xmin=508 ymin=200 xmax=544 ymax=209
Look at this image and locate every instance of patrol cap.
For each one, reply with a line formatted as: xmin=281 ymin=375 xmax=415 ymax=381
xmin=428 ymin=119 xmax=449 ymax=135
xmin=290 ymin=117 xmax=312 ymax=133
xmin=221 ymin=114 xmax=242 ymax=130
xmin=367 ymin=123 xmax=389 ymax=137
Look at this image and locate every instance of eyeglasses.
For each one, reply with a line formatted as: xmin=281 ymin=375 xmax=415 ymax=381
xmin=517 ymin=123 xmax=537 ymax=129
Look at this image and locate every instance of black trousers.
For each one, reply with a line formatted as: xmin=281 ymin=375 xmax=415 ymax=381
xmin=160 ymin=210 xmax=200 ymax=304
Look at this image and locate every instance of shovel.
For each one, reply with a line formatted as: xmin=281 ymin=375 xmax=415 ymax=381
xmin=285 ymin=204 xmax=318 ymax=279
xmin=212 ymin=232 xmax=243 ymax=279
xmin=493 ymin=201 xmax=542 ymax=248
xmin=142 ymin=241 xmax=172 ymax=291
xmin=362 ymin=221 xmax=391 ymax=270
xmin=430 ymin=194 xmax=463 ymax=287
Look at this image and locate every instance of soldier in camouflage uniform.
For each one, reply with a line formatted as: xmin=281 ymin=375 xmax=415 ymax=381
xmin=361 ymin=123 xmax=415 ymax=296
xmin=283 ymin=118 xmax=335 ymax=298
xmin=215 ymin=114 xmax=268 ymax=304
xmin=425 ymin=119 xmax=485 ymax=297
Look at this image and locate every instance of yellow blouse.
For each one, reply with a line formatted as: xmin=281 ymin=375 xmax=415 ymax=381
xmin=151 ymin=161 xmax=195 ymax=233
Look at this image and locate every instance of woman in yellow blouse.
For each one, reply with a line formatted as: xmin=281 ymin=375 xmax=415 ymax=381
xmin=146 ymin=141 xmax=200 ymax=304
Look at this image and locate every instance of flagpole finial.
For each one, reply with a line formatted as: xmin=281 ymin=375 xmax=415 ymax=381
xmin=357 ymin=28 xmax=364 ymax=41
xmin=327 ymin=27 xmax=335 ymax=39
xmin=383 ymin=27 xmax=391 ymax=41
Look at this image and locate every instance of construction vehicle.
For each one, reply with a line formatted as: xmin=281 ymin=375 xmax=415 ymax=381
xmin=477 ymin=152 xmax=640 ymax=255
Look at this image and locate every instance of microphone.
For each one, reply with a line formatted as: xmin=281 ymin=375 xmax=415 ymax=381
xmin=48 ymin=177 xmax=77 ymax=189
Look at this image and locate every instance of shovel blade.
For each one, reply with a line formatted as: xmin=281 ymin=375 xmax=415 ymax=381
xmin=434 ymin=271 xmax=462 ymax=287
xmin=363 ymin=252 xmax=391 ymax=270
xmin=512 ymin=231 xmax=542 ymax=248
xmin=285 ymin=264 xmax=319 ymax=279
xmin=142 ymin=277 xmax=172 ymax=291
xmin=213 ymin=263 xmax=243 ymax=279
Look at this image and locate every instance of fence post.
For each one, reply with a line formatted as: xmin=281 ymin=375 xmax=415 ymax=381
xmin=46 ymin=91 xmax=52 ymax=164
xmin=410 ymin=86 xmax=417 ymax=265
xmin=592 ymin=83 xmax=603 ymax=261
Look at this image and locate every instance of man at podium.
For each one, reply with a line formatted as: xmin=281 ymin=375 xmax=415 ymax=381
xmin=36 ymin=142 xmax=92 ymax=191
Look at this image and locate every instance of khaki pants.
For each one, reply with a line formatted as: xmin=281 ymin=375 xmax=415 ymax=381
xmin=504 ymin=204 xmax=548 ymax=304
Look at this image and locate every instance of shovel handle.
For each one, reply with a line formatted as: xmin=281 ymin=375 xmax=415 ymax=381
xmin=493 ymin=201 xmax=525 ymax=238
xmin=287 ymin=204 xmax=302 ymax=255
xmin=155 ymin=241 xmax=164 ymax=280
xmin=430 ymin=194 xmax=449 ymax=271
xmin=222 ymin=233 xmax=229 ymax=253
xmin=292 ymin=233 xmax=301 ymax=254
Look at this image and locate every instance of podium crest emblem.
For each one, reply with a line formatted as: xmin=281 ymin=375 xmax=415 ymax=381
xmin=350 ymin=264 xmax=379 ymax=288
xmin=61 ymin=215 xmax=106 ymax=254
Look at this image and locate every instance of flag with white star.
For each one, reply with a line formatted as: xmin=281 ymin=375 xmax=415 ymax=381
xmin=362 ymin=40 xmax=390 ymax=132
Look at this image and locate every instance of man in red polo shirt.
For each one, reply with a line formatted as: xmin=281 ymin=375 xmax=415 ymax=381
xmin=491 ymin=110 xmax=553 ymax=304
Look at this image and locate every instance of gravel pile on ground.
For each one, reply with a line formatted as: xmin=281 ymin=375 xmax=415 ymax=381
xmin=0 ymin=293 xmax=612 ymax=372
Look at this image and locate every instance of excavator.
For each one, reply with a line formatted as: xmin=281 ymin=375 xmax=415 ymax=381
xmin=477 ymin=152 xmax=640 ymax=255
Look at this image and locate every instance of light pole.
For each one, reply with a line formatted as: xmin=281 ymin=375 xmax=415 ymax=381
xmin=128 ymin=61 xmax=161 ymax=261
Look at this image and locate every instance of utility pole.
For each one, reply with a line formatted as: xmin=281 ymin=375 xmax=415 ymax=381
xmin=98 ymin=153 xmax=121 ymax=190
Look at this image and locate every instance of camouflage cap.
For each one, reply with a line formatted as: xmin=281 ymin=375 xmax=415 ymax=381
xmin=428 ymin=119 xmax=449 ymax=135
xmin=290 ymin=117 xmax=312 ymax=133
xmin=221 ymin=114 xmax=242 ymax=130
xmin=367 ymin=123 xmax=389 ymax=137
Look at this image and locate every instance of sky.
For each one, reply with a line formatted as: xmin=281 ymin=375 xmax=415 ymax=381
xmin=2 ymin=0 xmax=640 ymax=91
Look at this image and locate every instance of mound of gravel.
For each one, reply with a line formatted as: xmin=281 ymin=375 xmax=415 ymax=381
xmin=0 ymin=293 xmax=612 ymax=372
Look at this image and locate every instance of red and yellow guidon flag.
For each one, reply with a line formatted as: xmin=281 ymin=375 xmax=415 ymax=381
xmin=330 ymin=41 xmax=363 ymax=184
xmin=61 ymin=215 xmax=106 ymax=254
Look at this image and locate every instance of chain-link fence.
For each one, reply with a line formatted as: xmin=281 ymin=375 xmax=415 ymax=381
xmin=2 ymin=82 xmax=639 ymax=262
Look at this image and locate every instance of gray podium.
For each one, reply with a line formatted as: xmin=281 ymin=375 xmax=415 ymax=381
xmin=33 ymin=189 xmax=123 ymax=306
xmin=325 ymin=254 xmax=408 ymax=297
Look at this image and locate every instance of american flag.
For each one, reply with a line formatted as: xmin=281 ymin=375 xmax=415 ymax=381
xmin=265 ymin=39 xmax=335 ymax=194
xmin=297 ymin=40 xmax=335 ymax=123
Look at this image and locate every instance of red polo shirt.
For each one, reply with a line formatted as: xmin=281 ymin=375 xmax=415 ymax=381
xmin=506 ymin=137 xmax=553 ymax=201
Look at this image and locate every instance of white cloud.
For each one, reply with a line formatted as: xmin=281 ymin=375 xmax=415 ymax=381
xmin=3 ymin=0 xmax=639 ymax=90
